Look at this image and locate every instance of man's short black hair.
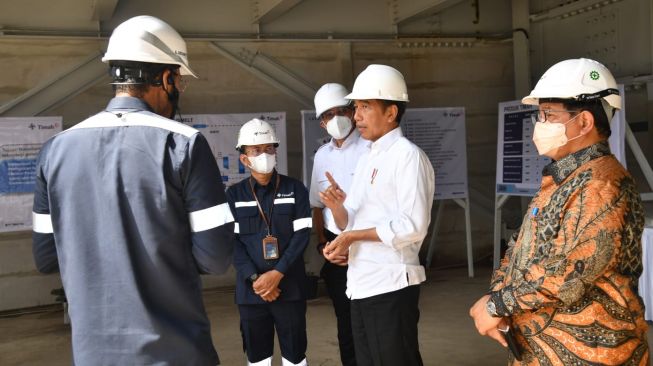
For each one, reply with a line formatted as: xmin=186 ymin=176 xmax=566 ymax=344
xmin=539 ymin=97 xmax=612 ymax=138
xmin=109 ymin=61 xmax=178 ymax=97
xmin=379 ymin=100 xmax=407 ymax=124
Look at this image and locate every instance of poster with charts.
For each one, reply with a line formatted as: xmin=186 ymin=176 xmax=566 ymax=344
xmin=495 ymin=102 xmax=545 ymax=196
xmin=0 ymin=117 xmax=62 ymax=232
xmin=301 ymin=107 xmax=468 ymax=200
xmin=179 ymin=112 xmax=287 ymax=188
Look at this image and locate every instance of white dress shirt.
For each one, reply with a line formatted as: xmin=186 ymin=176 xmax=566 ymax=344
xmin=309 ymin=129 xmax=369 ymax=234
xmin=344 ymin=127 xmax=435 ymax=300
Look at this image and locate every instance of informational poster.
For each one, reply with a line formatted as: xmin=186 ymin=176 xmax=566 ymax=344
xmin=0 ymin=117 xmax=62 ymax=232
xmin=179 ymin=112 xmax=287 ymax=188
xmin=301 ymin=107 xmax=469 ymax=200
xmin=496 ymin=94 xmax=626 ymax=196
xmin=403 ymin=108 xmax=468 ymax=200
xmin=495 ymin=102 xmax=544 ymax=196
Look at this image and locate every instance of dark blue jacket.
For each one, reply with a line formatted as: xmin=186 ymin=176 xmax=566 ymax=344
xmin=32 ymin=97 xmax=234 ymax=366
xmin=226 ymin=171 xmax=312 ymax=304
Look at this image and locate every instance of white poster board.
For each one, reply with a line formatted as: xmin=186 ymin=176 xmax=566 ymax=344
xmin=0 ymin=117 xmax=62 ymax=232
xmin=301 ymin=107 xmax=469 ymax=200
xmin=403 ymin=108 xmax=468 ymax=200
xmin=496 ymin=96 xmax=626 ymax=197
xmin=179 ymin=112 xmax=287 ymax=188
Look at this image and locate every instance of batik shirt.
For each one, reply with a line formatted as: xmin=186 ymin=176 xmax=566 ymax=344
xmin=489 ymin=141 xmax=649 ymax=366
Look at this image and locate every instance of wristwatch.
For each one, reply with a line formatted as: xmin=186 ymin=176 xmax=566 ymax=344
xmin=486 ymin=297 xmax=499 ymax=317
xmin=247 ymin=273 xmax=259 ymax=284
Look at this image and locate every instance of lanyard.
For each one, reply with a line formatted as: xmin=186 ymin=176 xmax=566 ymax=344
xmin=248 ymin=174 xmax=281 ymax=236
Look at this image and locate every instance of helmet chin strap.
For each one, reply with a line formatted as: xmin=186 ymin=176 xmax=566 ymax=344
xmin=163 ymin=83 xmax=180 ymax=120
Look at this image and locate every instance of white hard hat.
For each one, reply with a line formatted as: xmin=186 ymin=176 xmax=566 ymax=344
xmin=236 ymin=118 xmax=280 ymax=150
xmin=102 ymin=15 xmax=198 ymax=78
xmin=345 ymin=64 xmax=409 ymax=102
xmin=314 ymin=83 xmax=351 ymax=118
xmin=522 ymin=58 xmax=620 ymax=110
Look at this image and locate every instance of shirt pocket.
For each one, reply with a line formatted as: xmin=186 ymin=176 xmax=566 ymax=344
xmin=272 ymin=203 xmax=294 ymax=238
xmin=236 ymin=206 xmax=261 ymax=235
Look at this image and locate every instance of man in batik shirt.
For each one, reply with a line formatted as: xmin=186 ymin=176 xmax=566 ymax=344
xmin=470 ymin=58 xmax=649 ymax=365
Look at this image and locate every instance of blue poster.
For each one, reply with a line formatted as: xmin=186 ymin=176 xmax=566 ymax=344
xmin=0 ymin=158 xmax=37 ymax=194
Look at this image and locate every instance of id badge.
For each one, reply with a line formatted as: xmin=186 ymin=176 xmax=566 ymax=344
xmin=262 ymin=235 xmax=279 ymax=260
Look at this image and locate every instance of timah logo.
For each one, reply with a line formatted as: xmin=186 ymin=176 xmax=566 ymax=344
xmin=37 ymin=124 xmax=55 ymax=130
xmin=28 ymin=123 xmax=35 ymax=130
xmin=254 ymin=131 xmax=270 ymax=136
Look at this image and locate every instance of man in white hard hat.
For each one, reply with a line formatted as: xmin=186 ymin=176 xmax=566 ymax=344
xmin=470 ymin=58 xmax=649 ymax=365
xmin=321 ymin=65 xmax=435 ymax=366
xmin=226 ymin=119 xmax=312 ymax=366
xmin=310 ymin=83 xmax=368 ymax=366
xmin=32 ymin=16 xmax=235 ymax=365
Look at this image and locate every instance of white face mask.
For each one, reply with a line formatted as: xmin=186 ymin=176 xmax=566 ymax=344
xmin=532 ymin=114 xmax=582 ymax=157
xmin=325 ymin=115 xmax=353 ymax=140
xmin=247 ymin=153 xmax=276 ymax=174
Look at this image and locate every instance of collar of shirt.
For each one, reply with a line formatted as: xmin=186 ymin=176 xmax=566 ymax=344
xmin=370 ymin=126 xmax=402 ymax=155
xmin=542 ymin=141 xmax=611 ymax=184
xmin=251 ymin=170 xmax=279 ymax=192
xmin=328 ymin=128 xmax=362 ymax=150
xmin=105 ymin=96 xmax=154 ymax=113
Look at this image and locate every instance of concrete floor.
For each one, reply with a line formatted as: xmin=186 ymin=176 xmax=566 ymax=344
xmin=1 ymin=265 xmax=651 ymax=365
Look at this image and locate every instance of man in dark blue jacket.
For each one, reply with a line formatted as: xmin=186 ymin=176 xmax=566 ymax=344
xmin=226 ymin=118 xmax=312 ymax=366
xmin=32 ymin=15 xmax=235 ymax=366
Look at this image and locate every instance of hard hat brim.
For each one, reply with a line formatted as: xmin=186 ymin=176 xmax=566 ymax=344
xmin=521 ymin=92 xmax=621 ymax=110
xmin=344 ymin=91 xmax=409 ymax=102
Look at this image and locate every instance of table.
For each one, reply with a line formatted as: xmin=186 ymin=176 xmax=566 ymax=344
xmin=639 ymin=227 xmax=653 ymax=321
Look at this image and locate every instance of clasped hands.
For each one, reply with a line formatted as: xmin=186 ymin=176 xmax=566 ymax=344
xmin=253 ymin=270 xmax=284 ymax=302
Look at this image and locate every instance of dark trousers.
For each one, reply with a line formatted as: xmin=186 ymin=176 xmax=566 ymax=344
xmin=350 ymin=285 xmax=423 ymax=366
xmin=322 ymin=229 xmax=357 ymax=366
xmin=238 ymin=300 xmax=307 ymax=364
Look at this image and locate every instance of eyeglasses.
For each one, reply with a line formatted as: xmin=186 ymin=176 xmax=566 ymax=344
xmin=530 ymin=109 xmax=579 ymax=124
xmin=320 ymin=107 xmax=352 ymax=122
xmin=244 ymin=145 xmax=276 ymax=156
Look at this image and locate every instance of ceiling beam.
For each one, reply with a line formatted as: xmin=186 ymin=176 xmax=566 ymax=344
xmin=0 ymin=52 xmax=107 ymax=117
xmin=530 ymin=0 xmax=624 ymax=23
xmin=393 ymin=0 xmax=466 ymax=25
xmin=253 ymin=0 xmax=303 ymax=24
xmin=209 ymin=42 xmax=315 ymax=107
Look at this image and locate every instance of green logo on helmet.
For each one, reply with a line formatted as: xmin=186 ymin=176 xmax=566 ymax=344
xmin=589 ymin=71 xmax=599 ymax=80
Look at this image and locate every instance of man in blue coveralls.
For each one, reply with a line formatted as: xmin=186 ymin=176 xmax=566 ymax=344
xmin=32 ymin=16 xmax=235 ymax=366
xmin=226 ymin=118 xmax=312 ymax=366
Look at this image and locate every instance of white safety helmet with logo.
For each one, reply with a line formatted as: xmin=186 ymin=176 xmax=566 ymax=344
xmin=345 ymin=64 xmax=409 ymax=102
xmin=522 ymin=58 xmax=620 ymax=120
xmin=236 ymin=118 xmax=280 ymax=150
xmin=102 ymin=15 xmax=198 ymax=78
xmin=314 ymin=83 xmax=351 ymax=118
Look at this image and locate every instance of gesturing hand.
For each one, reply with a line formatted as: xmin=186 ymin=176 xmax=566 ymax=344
xmin=319 ymin=171 xmax=346 ymax=210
